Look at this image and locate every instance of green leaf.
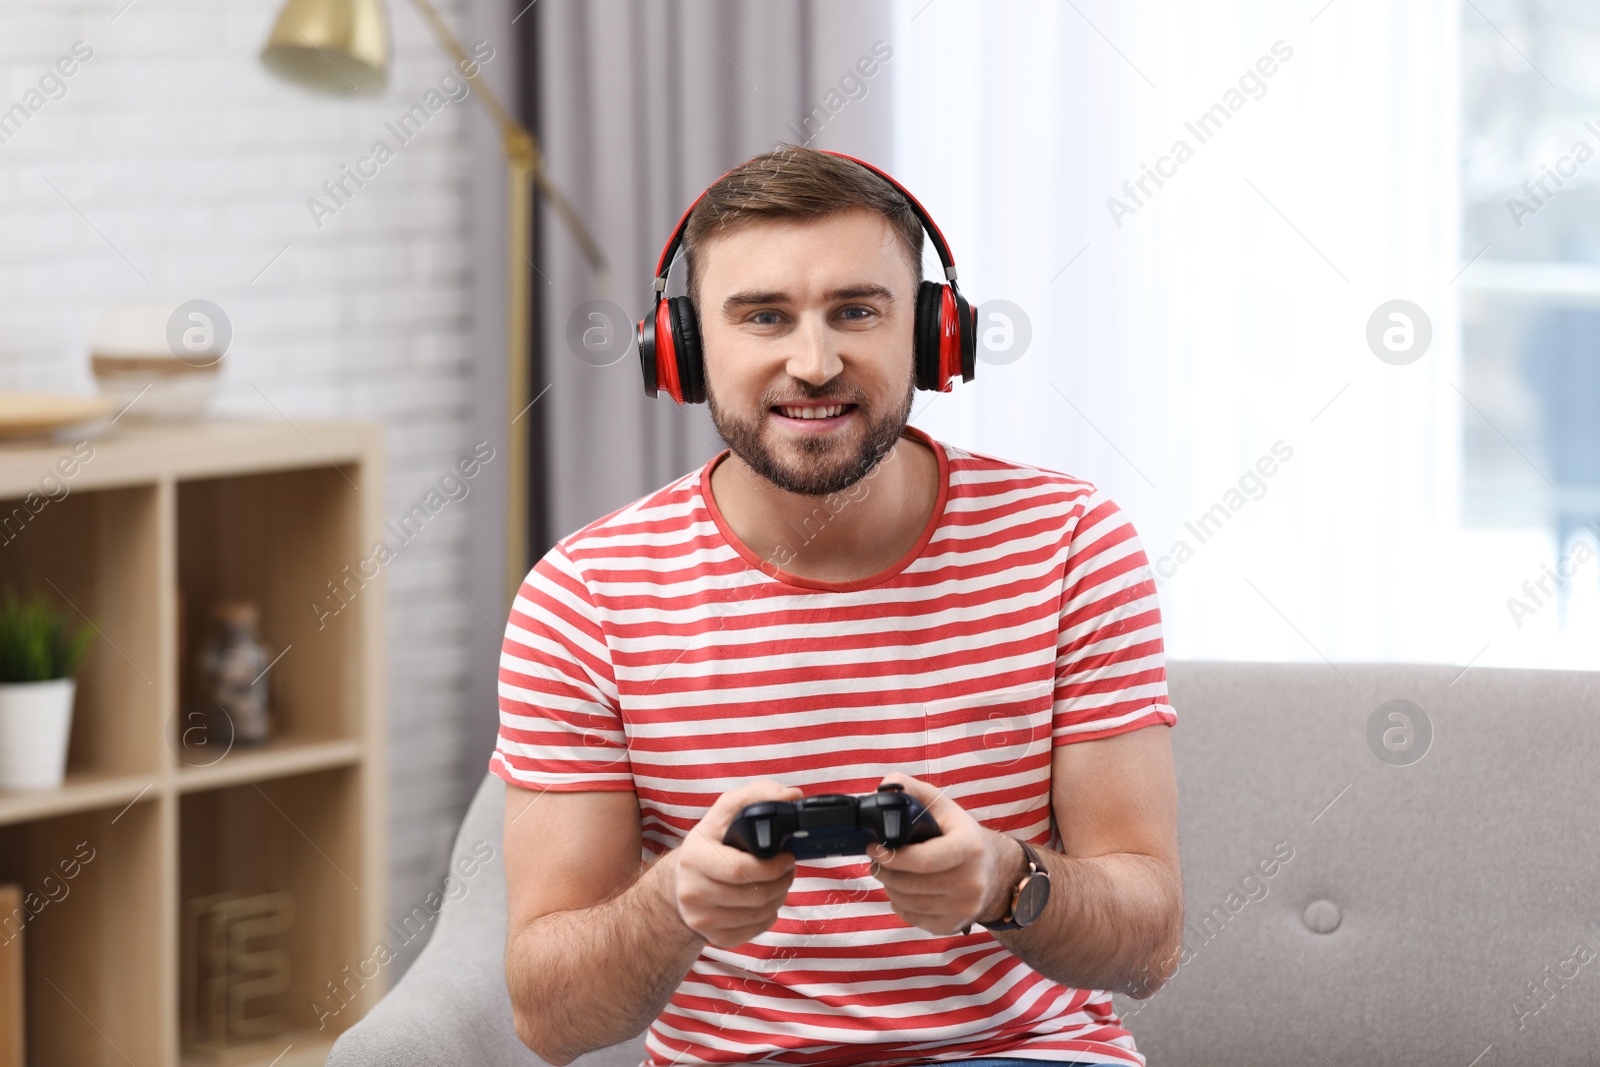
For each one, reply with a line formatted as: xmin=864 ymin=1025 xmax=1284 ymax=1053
xmin=0 ymin=586 xmax=96 ymax=684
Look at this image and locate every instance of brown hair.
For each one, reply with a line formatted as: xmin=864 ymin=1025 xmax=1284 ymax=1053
xmin=681 ymin=143 xmax=925 ymax=311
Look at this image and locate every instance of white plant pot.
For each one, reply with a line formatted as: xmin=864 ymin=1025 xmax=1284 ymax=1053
xmin=0 ymin=677 xmax=76 ymax=792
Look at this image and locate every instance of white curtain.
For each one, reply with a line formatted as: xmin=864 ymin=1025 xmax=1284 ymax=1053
xmin=889 ymin=0 xmax=1588 ymax=670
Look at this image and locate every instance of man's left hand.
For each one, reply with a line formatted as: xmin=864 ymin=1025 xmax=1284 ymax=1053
xmin=865 ymin=772 xmax=1022 ymax=936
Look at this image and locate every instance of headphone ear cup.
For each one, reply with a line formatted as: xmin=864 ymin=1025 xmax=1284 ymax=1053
xmin=953 ymin=288 xmax=976 ymax=383
xmin=636 ymin=312 xmax=659 ymax=398
xmin=668 ymin=295 xmax=705 ymax=404
xmin=915 ymin=280 xmax=943 ymax=391
xmin=644 ymin=300 xmax=683 ymax=402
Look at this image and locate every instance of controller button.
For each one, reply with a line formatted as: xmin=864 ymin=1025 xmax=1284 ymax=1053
xmin=883 ymin=810 xmax=901 ymax=840
xmin=756 ymin=819 xmax=772 ymax=851
xmin=879 ymin=783 xmax=905 ymax=793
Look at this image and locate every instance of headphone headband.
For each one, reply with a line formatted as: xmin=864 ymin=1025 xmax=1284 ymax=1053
xmin=649 ymin=150 xmax=959 ymax=292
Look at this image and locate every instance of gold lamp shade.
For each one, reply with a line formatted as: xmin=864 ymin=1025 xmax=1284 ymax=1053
xmin=260 ymin=0 xmax=389 ymax=94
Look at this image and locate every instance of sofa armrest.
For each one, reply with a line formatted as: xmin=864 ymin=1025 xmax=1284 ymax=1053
xmin=326 ymin=774 xmax=650 ymax=1067
xmin=326 ymin=774 xmax=538 ymax=1067
xmin=325 ymin=949 xmax=536 ymax=1067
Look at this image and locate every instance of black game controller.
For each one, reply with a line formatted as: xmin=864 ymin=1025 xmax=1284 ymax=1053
xmin=722 ymin=783 xmax=943 ymax=860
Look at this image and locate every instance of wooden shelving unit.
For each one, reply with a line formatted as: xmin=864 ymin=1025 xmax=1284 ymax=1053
xmin=0 ymin=418 xmax=386 ymax=1066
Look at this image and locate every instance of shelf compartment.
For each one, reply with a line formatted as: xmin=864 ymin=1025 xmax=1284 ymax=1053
xmin=0 ymin=481 xmax=165 ymax=784
xmin=176 ymin=466 xmax=366 ymax=753
xmin=0 ymin=797 xmax=164 ymax=1066
xmin=179 ymin=767 xmax=368 ymax=1056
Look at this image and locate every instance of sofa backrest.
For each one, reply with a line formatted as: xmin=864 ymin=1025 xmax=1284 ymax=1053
xmin=1125 ymin=660 xmax=1600 ymax=1066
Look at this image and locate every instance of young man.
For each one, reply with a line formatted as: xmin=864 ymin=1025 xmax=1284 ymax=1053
xmin=492 ymin=146 xmax=1182 ymax=1067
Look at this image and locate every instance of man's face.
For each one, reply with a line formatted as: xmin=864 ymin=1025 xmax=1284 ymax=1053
xmin=697 ymin=207 xmax=919 ymax=497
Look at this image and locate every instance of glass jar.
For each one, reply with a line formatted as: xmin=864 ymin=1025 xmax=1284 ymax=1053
xmin=196 ymin=600 xmax=273 ymax=745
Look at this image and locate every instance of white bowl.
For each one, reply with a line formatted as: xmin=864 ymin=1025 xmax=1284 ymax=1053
xmin=89 ymin=297 xmax=226 ymax=420
xmin=92 ymin=356 xmax=221 ymax=421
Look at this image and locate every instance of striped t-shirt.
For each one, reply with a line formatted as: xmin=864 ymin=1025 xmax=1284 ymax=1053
xmin=491 ymin=424 xmax=1177 ymax=1067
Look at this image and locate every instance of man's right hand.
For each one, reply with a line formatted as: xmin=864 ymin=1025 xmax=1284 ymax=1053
xmin=671 ymin=779 xmax=804 ymax=949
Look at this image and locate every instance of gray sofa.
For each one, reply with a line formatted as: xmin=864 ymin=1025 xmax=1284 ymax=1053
xmin=328 ymin=661 xmax=1600 ymax=1066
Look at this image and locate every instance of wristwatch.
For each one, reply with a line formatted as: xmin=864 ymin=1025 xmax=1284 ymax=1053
xmin=975 ymin=840 xmax=1051 ymax=932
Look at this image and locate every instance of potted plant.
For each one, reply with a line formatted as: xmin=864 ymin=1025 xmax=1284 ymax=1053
xmin=0 ymin=588 xmax=95 ymax=792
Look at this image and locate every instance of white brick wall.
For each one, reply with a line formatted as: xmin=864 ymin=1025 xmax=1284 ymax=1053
xmin=1 ymin=0 xmax=502 ymax=976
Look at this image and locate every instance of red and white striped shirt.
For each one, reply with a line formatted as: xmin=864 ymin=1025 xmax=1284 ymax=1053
xmin=491 ymin=425 xmax=1176 ymax=1067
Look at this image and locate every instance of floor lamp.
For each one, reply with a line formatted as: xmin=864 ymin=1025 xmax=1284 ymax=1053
xmin=260 ymin=0 xmax=607 ymax=610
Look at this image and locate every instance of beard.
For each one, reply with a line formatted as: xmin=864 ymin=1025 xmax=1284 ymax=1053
xmin=706 ymin=371 xmax=916 ymax=497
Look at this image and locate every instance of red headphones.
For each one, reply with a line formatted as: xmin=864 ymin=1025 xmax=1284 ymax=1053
xmin=635 ymin=150 xmax=977 ymax=404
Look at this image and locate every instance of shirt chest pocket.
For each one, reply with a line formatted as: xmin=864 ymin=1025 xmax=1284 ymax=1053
xmin=919 ymin=676 xmax=1056 ymax=777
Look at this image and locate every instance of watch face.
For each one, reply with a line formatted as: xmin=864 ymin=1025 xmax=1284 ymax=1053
xmin=1014 ymin=873 xmax=1051 ymax=925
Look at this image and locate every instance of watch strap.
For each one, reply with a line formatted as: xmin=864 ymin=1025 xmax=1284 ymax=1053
xmin=975 ymin=840 xmax=1044 ymax=932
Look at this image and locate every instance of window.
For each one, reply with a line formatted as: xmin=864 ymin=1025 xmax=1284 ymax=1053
xmin=893 ymin=0 xmax=1598 ymax=669
xmin=1459 ymin=0 xmax=1600 ymax=645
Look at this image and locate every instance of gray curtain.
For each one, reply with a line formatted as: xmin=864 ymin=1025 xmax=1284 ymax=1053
xmin=535 ymin=0 xmax=899 ymax=540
